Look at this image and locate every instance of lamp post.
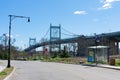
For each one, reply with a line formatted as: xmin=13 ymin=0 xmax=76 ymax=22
xmin=7 ymin=15 xmax=30 ymax=68
xmin=95 ymin=34 xmax=100 ymax=65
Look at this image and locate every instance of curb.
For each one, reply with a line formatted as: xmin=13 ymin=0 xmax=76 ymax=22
xmin=97 ymin=65 xmax=120 ymax=70
xmin=81 ymin=64 xmax=120 ymax=70
xmin=4 ymin=67 xmax=15 ymax=80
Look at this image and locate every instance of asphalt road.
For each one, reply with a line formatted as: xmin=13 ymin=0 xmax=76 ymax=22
xmin=2 ymin=60 xmax=120 ymax=80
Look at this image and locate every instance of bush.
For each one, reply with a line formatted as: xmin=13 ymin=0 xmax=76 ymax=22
xmin=60 ymin=46 xmax=70 ymax=58
xmin=115 ymin=59 xmax=120 ymax=66
xmin=52 ymin=51 xmax=59 ymax=58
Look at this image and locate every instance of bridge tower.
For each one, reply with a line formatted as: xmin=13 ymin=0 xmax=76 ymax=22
xmin=50 ymin=24 xmax=61 ymax=56
xmin=29 ymin=38 xmax=36 ymax=52
xmin=29 ymin=38 xmax=36 ymax=46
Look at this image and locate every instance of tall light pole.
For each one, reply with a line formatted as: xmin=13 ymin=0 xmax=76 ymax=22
xmin=7 ymin=15 xmax=30 ymax=68
xmin=94 ymin=33 xmax=100 ymax=65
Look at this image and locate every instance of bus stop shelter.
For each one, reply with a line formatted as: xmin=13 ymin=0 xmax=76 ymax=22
xmin=88 ymin=46 xmax=110 ymax=63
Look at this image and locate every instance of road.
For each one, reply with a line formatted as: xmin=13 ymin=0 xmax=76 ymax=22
xmin=1 ymin=60 xmax=120 ymax=80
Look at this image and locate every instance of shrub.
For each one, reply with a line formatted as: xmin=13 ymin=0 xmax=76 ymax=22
xmin=60 ymin=46 xmax=70 ymax=58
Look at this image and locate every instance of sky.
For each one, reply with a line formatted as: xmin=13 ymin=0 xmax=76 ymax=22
xmin=0 ymin=0 xmax=120 ymax=49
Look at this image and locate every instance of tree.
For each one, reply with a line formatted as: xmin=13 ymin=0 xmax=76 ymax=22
xmin=60 ymin=46 xmax=69 ymax=58
xmin=52 ymin=51 xmax=58 ymax=58
xmin=0 ymin=44 xmax=4 ymax=59
xmin=20 ymin=51 xmax=26 ymax=59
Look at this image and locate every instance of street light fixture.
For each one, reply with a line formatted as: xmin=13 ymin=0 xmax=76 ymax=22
xmin=7 ymin=15 xmax=30 ymax=68
xmin=94 ymin=33 xmax=100 ymax=65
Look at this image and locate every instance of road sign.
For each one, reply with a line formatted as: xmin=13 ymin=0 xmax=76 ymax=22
xmin=45 ymin=48 xmax=48 ymax=55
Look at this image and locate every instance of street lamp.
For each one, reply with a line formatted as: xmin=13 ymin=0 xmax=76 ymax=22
xmin=7 ymin=15 xmax=30 ymax=68
xmin=94 ymin=33 xmax=100 ymax=65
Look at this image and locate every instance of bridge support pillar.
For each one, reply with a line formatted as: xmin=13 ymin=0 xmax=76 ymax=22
xmin=108 ymin=40 xmax=119 ymax=55
xmin=49 ymin=24 xmax=61 ymax=57
xmin=116 ymin=42 xmax=119 ymax=55
xmin=77 ymin=36 xmax=88 ymax=57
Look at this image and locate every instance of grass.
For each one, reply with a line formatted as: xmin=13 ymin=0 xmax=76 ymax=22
xmin=115 ymin=59 xmax=120 ymax=66
xmin=0 ymin=62 xmax=3 ymax=64
xmin=84 ymin=62 xmax=95 ymax=64
xmin=0 ymin=67 xmax=14 ymax=80
xmin=43 ymin=57 xmax=87 ymax=64
xmin=42 ymin=57 xmax=120 ymax=67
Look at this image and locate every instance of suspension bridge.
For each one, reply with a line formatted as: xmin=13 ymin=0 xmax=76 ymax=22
xmin=24 ymin=24 xmax=120 ymax=57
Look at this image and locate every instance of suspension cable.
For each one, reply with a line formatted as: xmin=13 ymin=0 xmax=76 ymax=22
xmin=61 ymin=27 xmax=79 ymax=36
xmin=42 ymin=28 xmax=50 ymax=38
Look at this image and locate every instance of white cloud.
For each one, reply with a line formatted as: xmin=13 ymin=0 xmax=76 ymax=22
xmin=102 ymin=3 xmax=112 ymax=9
xmin=99 ymin=0 xmax=120 ymax=10
xmin=105 ymin=0 xmax=120 ymax=3
xmin=73 ymin=11 xmax=87 ymax=15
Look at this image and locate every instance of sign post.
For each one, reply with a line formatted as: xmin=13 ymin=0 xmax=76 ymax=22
xmin=45 ymin=48 xmax=48 ymax=60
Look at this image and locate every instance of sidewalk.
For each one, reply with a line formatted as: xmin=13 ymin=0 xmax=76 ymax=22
xmin=81 ymin=63 xmax=120 ymax=70
xmin=98 ymin=64 xmax=120 ymax=70
xmin=0 ymin=60 xmax=6 ymax=72
xmin=0 ymin=66 xmax=5 ymax=72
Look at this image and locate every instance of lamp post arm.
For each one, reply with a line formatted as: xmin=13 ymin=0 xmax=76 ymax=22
xmin=8 ymin=15 xmax=30 ymax=18
xmin=8 ymin=15 xmax=30 ymax=22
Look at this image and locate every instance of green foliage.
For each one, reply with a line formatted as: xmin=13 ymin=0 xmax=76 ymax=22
xmin=115 ymin=59 xmax=120 ymax=66
xmin=48 ymin=57 xmax=84 ymax=64
xmin=20 ymin=51 xmax=26 ymax=58
xmin=52 ymin=51 xmax=59 ymax=58
xmin=0 ymin=71 xmax=7 ymax=75
xmin=50 ymin=57 xmax=61 ymax=62
xmin=0 ymin=44 xmax=20 ymax=60
xmin=0 ymin=67 xmax=14 ymax=80
xmin=0 ymin=53 xmax=8 ymax=60
xmin=0 ymin=44 xmax=7 ymax=59
xmin=60 ymin=46 xmax=70 ymax=58
xmin=3 ymin=53 xmax=8 ymax=60
xmin=84 ymin=62 xmax=95 ymax=64
xmin=45 ymin=54 xmax=50 ymax=60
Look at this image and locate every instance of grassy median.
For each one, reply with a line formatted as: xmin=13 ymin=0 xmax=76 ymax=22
xmin=0 ymin=67 xmax=14 ymax=80
xmin=43 ymin=57 xmax=87 ymax=64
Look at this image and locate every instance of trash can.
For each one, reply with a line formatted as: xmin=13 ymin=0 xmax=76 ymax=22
xmin=109 ymin=58 xmax=115 ymax=65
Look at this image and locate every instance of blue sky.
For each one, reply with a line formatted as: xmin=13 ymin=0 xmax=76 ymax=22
xmin=0 ymin=0 xmax=120 ymax=49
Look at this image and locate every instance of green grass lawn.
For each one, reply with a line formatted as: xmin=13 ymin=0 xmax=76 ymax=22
xmin=0 ymin=67 xmax=14 ymax=80
xmin=115 ymin=59 xmax=120 ymax=66
xmin=43 ymin=57 xmax=87 ymax=64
